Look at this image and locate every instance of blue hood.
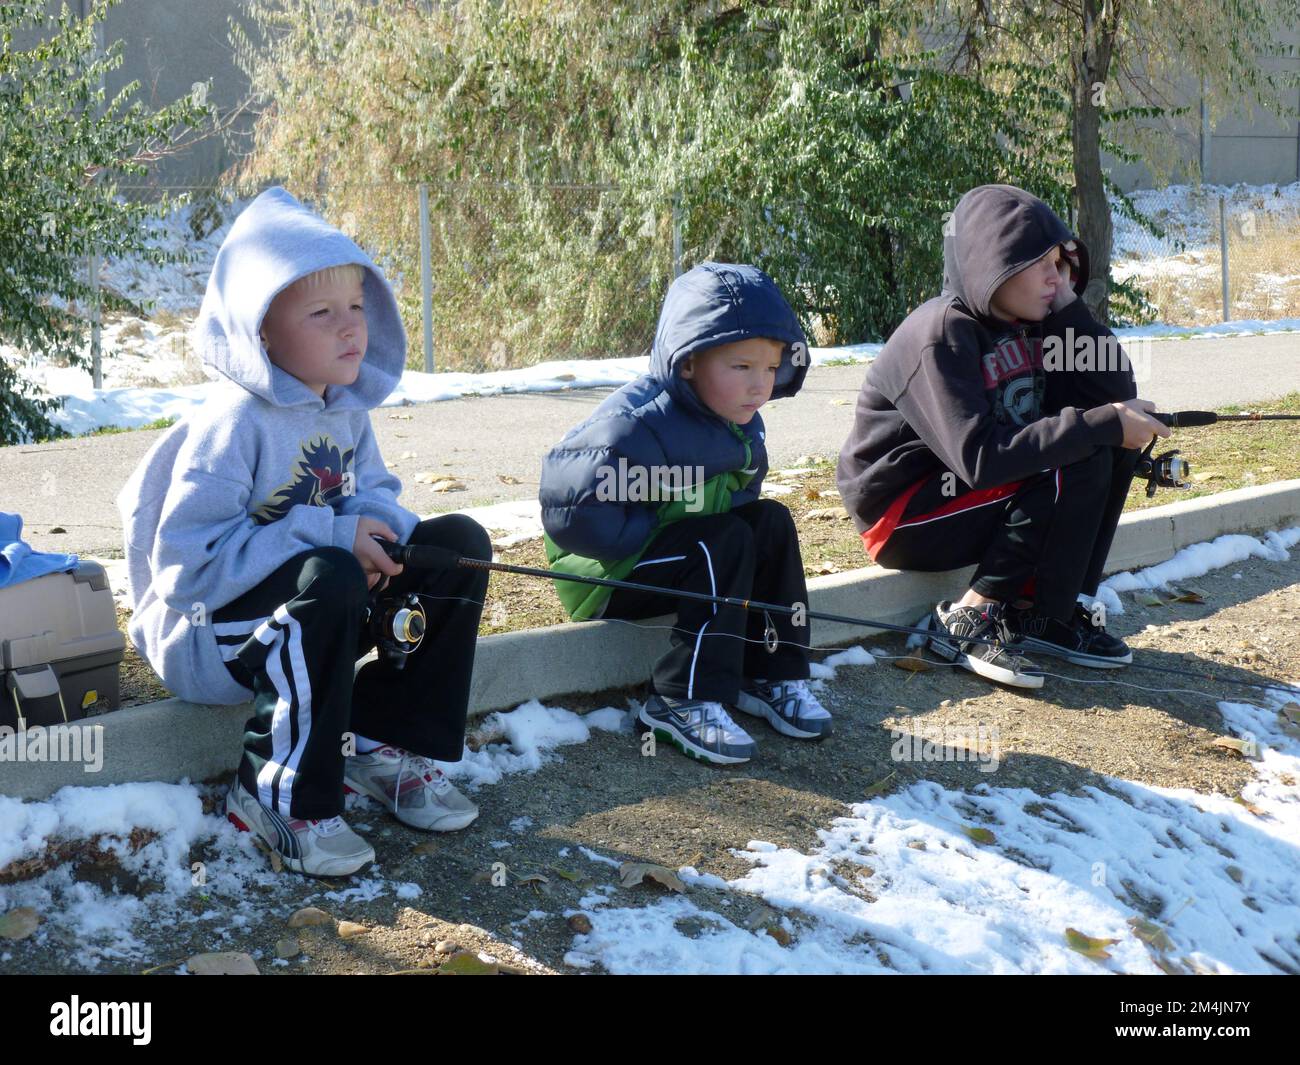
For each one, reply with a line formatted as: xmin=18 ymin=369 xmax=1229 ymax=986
xmin=651 ymin=262 xmax=809 ymax=415
xmin=193 ymin=185 xmax=407 ymax=412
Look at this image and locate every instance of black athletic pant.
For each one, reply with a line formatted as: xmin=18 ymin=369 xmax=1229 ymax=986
xmin=876 ymin=445 xmax=1140 ymax=622
xmin=602 ymin=498 xmax=811 ymax=703
xmin=211 ymin=514 xmax=490 ymax=820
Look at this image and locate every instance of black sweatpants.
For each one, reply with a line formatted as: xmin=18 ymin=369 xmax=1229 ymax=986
xmin=602 ymin=498 xmax=811 ymax=703
xmin=875 ymin=445 xmax=1139 ymax=622
xmin=211 ymin=514 xmax=490 ymax=820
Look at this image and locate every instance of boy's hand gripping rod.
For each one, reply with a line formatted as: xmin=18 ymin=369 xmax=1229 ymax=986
xmin=371 ymin=537 xmax=1296 ymax=695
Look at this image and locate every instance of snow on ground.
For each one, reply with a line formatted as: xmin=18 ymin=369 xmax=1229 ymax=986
xmin=4 ymin=526 xmax=1299 ymax=973
xmin=6 ymin=183 xmax=1299 ymax=441
xmin=1089 ymin=526 xmax=1300 ymax=619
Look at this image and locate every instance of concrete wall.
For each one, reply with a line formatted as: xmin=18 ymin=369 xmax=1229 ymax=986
xmin=11 ymin=0 xmax=261 ymax=198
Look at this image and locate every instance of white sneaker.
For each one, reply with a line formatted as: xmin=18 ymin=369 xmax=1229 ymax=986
xmin=344 ymin=744 xmax=479 ymax=832
xmin=735 ymin=679 xmax=833 ymax=739
xmin=225 ymin=779 xmax=374 ymax=878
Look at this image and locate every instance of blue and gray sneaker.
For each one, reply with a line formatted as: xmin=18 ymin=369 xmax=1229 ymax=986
xmin=638 ymin=694 xmax=756 ymax=765
xmin=735 ymin=679 xmax=833 ymax=739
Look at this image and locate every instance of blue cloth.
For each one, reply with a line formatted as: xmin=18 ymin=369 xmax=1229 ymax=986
xmin=0 ymin=512 xmax=78 ymax=588
xmin=539 ymin=262 xmax=809 ymax=560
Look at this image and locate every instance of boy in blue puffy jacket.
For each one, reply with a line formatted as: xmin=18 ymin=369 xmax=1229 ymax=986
xmin=539 ymin=262 xmax=830 ymax=765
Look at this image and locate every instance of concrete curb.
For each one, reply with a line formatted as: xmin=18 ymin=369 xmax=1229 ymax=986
xmin=6 ymin=480 xmax=1300 ymax=801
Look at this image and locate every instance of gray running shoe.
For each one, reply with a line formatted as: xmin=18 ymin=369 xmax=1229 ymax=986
xmin=735 ymin=679 xmax=833 ymax=739
xmin=638 ymin=694 xmax=756 ymax=765
xmin=344 ymin=745 xmax=479 ymax=832
xmin=225 ymin=778 xmax=375 ymax=878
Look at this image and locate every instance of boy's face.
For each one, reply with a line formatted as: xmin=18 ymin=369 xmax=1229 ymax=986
xmin=259 ymin=273 xmax=367 ymax=397
xmin=679 ymin=337 xmax=784 ymax=424
xmin=989 ymin=245 xmax=1063 ymax=323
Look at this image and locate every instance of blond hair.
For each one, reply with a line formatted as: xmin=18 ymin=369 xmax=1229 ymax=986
xmin=291 ymin=262 xmax=365 ymax=292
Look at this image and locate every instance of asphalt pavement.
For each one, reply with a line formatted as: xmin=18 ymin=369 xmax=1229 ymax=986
xmin=3 ymin=330 xmax=1296 ymax=559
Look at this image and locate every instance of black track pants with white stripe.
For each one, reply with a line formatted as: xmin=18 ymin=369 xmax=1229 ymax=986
xmin=211 ymin=514 xmax=491 ymax=820
xmin=876 ymin=445 xmax=1139 ymax=622
xmin=601 ymin=499 xmax=811 ymax=703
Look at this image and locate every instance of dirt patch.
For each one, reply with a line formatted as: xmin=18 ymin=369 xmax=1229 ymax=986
xmin=6 ymin=548 xmax=1295 ymax=975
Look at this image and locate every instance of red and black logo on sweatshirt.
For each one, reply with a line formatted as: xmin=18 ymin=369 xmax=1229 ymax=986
xmin=251 ymin=434 xmax=355 ymax=526
xmin=981 ymin=333 xmax=1044 ymax=428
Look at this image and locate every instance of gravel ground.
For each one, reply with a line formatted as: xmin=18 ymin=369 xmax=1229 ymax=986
xmin=4 ymin=548 xmax=1297 ymax=975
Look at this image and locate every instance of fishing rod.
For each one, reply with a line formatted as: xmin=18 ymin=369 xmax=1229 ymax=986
xmin=369 ymin=538 xmax=1297 ymax=695
xmin=1138 ymin=409 xmax=1300 ymax=498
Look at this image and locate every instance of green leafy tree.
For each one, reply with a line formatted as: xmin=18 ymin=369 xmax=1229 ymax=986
xmin=0 ymin=0 xmax=214 ymax=445
xmin=229 ymin=1 xmax=1091 ymax=363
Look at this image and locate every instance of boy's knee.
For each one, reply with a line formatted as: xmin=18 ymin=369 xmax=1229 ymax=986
xmin=299 ymin=547 xmax=370 ymax=606
xmin=414 ymin=513 xmax=492 ymax=561
xmin=749 ymin=497 xmax=797 ymax=531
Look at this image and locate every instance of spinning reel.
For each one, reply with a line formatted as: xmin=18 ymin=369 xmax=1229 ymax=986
xmin=364 ymin=539 xmax=428 ymax=668
xmin=365 ymin=588 xmax=426 ymax=668
xmin=1134 ymin=436 xmax=1191 ymax=498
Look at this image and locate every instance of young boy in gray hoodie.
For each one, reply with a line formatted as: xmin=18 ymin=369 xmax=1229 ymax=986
xmin=116 ymin=187 xmax=490 ymax=877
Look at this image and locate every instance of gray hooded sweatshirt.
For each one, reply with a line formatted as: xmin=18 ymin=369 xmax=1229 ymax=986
xmin=115 ymin=186 xmax=420 ymax=706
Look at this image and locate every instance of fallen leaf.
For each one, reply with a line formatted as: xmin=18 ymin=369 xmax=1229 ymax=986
xmin=805 ymin=507 xmax=847 ymax=521
xmin=550 ymin=866 xmax=589 ymax=885
xmin=438 ymin=951 xmax=499 ymax=975
xmin=1192 ymin=470 xmax=1223 ymax=482
xmin=553 ymin=373 xmax=576 ymax=382
xmin=814 ymin=562 xmax=840 ymax=575
xmin=830 ymin=398 xmax=850 ymax=406
xmin=618 ymin=861 xmax=686 ymax=893
xmin=1168 ymin=587 xmax=1206 ymax=604
xmin=1212 ymin=736 xmax=1258 ymax=759
xmin=863 ymin=771 xmax=897 ymax=798
xmin=287 ymin=907 xmax=333 ymax=929
xmin=892 ymin=651 xmax=933 ymax=673
xmin=1233 ymin=795 xmax=1266 ymax=817
xmin=337 ymin=921 xmax=369 ymax=939
xmin=906 ymin=841 xmax=927 ymax=851
xmin=1151 ymin=953 xmax=1188 ymax=975
xmin=1225 ymin=865 xmax=1244 ymax=884
xmin=1127 ymin=917 xmax=1175 ymax=953
xmin=497 ymin=474 xmax=522 ymax=485
xmin=187 ymin=951 xmax=259 ymax=975
xmin=567 ymin=914 xmax=593 ymax=935
xmin=804 ymin=487 xmax=822 ymax=501
xmin=1065 ymin=927 xmax=1119 ymax=960
xmin=387 ymin=412 xmax=413 ymax=420
xmin=762 ymin=922 xmax=792 ymax=947
xmin=1133 ymin=590 xmax=1167 ymax=608
xmin=0 ymin=907 xmax=41 ymax=940
xmin=961 ymin=826 xmax=996 ymax=845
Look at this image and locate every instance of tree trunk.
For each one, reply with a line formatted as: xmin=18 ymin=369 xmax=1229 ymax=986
xmin=1072 ymin=0 xmax=1117 ymax=323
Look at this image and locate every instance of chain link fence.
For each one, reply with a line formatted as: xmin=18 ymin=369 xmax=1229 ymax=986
xmin=87 ymin=180 xmax=679 ymax=381
xmin=68 ymin=179 xmax=1300 ymax=390
xmin=1111 ymin=184 xmax=1300 ymax=326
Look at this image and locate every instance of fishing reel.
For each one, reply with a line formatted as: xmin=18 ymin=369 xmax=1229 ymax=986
xmin=365 ymin=587 xmax=426 ymax=669
xmin=1135 ymin=437 xmax=1191 ymax=498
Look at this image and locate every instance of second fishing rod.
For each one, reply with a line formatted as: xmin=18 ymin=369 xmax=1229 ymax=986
xmin=367 ymin=537 xmax=1297 ymax=696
